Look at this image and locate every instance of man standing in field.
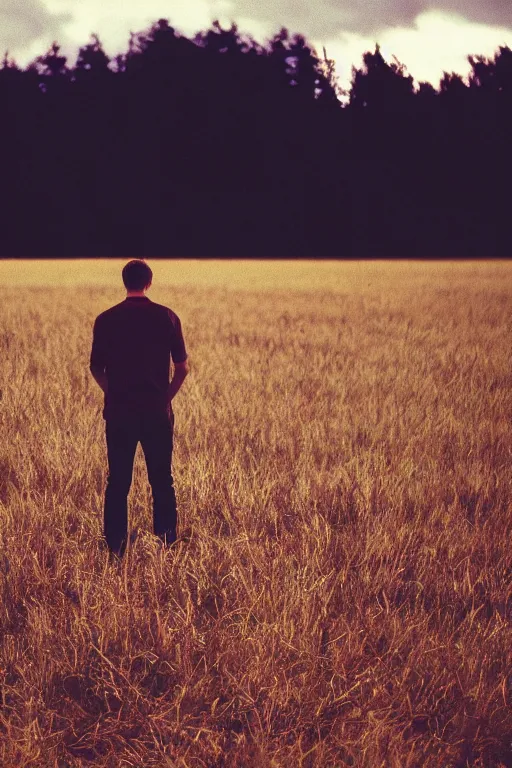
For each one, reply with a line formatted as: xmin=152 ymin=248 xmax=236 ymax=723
xmin=90 ymin=259 xmax=189 ymax=559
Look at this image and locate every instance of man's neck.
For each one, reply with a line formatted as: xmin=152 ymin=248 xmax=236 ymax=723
xmin=126 ymin=292 xmax=147 ymax=298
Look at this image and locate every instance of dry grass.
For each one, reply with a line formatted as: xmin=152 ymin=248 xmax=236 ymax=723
xmin=0 ymin=260 xmax=511 ymax=768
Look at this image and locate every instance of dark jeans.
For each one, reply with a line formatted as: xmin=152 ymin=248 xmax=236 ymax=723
xmin=104 ymin=409 xmax=177 ymax=557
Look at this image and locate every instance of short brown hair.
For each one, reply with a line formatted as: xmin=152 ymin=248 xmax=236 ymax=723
xmin=122 ymin=260 xmax=153 ymax=291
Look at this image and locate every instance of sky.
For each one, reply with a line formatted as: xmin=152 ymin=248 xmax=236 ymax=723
xmin=1 ymin=0 xmax=511 ymax=98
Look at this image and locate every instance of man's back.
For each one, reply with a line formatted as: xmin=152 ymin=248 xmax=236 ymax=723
xmin=91 ymin=296 xmax=187 ymax=420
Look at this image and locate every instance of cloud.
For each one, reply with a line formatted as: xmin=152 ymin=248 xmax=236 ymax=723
xmin=0 ymin=0 xmax=71 ymax=54
xmin=1 ymin=0 xmax=510 ymax=96
xmin=323 ymin=10 xmax=512 ymax=96
xmin=2 ymin=0 xmax=216 ymax=68
xmin=228 ymin=0 xmax=512 ymax=37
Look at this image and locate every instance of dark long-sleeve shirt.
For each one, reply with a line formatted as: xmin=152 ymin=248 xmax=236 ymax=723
xmin=90 ymin=296 xmax=187 ymax=420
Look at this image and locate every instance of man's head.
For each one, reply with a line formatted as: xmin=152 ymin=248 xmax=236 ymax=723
xmin=122 ymin=260 xmax=153 ymax=293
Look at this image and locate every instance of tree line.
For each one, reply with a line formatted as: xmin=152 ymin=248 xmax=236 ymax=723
xmin=1 ymin=18 xmax=511 ymax=257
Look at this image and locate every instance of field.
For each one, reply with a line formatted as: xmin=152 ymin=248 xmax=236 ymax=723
xmin=0 ymin=260 xmax=511 ymax=768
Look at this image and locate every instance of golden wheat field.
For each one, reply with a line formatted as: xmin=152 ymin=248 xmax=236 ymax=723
xmin=0 ymin=259 xmax=511 ymax=768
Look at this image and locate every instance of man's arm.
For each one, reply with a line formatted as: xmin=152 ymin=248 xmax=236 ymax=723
xmin=90 ymin=365 xmax=108 ymax=395
xmin=168 ymin=360 xmax=189 ymax=402
xmin=90 ymin=318 xmax=108 ymax=394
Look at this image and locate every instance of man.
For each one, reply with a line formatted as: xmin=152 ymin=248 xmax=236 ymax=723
xmin=90 ymin=259 xmax=189 ymax=559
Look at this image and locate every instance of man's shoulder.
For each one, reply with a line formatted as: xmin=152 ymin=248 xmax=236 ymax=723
xmin=93 ymin=300 xmax=181 ymax=326
xmin=94 ymin=302 xmax=125 ymax=324
xmin=149 ymin=301 xmax=181 ymax=324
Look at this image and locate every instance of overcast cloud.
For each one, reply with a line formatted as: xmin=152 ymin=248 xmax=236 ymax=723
xmin=0 ymin=0 xmax=71 ymax=53
xmin=228 ymin=0 xmax=511 ymax=37
xmin=0 ymin=0 xmax=511 ymax=92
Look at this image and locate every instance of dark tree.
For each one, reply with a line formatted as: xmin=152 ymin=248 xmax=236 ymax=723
xmin=0 ymin=17 xmax=510 ymax=257
xmin=349 ymin=44 xmax=415 ymax=112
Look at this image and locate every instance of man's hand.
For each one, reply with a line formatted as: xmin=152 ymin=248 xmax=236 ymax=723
xmin=168 ymin=359 xmax=190 ymax=402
